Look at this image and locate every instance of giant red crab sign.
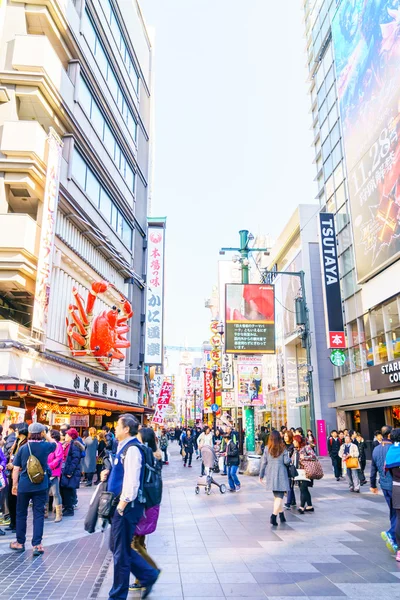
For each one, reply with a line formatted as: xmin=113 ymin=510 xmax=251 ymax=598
xmin=66 ymin=281 xmax=133 ymax=371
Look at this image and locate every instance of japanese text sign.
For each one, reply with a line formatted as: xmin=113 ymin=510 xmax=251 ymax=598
xmin=145 ymin=224 xmax=165 ymax=365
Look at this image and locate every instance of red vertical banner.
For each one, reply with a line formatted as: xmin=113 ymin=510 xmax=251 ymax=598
xmin=204 ymin=370 xmax=212 ymax=405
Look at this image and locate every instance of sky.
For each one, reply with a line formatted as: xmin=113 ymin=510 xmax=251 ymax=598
xmin=140 ymin=0 xmax=316 ymax=348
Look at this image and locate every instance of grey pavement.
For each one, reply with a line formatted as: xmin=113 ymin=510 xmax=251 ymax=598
xmin=97 ymin=443 xmax=400 ymax=599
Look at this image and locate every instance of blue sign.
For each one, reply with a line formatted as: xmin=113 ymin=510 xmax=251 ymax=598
xmin=211 ymin=403 xmax=219 ymax=412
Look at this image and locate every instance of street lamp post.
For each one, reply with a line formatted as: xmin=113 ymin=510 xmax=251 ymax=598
xmin=212 ymin=364 xmax=218 ymax=434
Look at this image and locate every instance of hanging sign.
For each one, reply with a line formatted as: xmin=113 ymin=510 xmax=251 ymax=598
xmin=145 ymin=223 xmax=166 ymax=365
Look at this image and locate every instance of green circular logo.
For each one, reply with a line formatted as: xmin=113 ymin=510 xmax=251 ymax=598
xmin=330 ymin=349 xmax=346 ymax=367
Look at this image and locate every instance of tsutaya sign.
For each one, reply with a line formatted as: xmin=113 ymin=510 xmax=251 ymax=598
xmin=319 ymin=213 xmax=346 ymax=349
xmin=370 ymin=359 xmax=400 ymax=391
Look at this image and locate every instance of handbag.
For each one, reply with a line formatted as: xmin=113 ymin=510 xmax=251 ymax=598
xmin=98 ymin=491 xmax=118 ymax=522
xmin=294 ymin=468 xmax=310 ymax=481
xmin=345 ymin=456 xmax=359 ymax=469
xmin=288 ymin=463 xmax=298 ymax=479
xmin=303 ymin=458 xmax=324 ymax=480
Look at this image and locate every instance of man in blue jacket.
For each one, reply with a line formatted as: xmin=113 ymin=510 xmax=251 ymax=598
xmin=370 ymin=425 xmax=397 ymax=553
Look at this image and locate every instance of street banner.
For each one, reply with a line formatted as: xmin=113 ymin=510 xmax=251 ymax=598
xmin=145 ymin=223 xmax=165 ymax=365
xmin=225 ymin=284 xmax=275 ymax=354
xmin=153 ymin=379 xmax=173 ymax=424
xmin=332 ymin=2 xmax=400 ymax=283
xmin=319 ymin=213 xmax=345 ymax=349
xmin=237 ymin=356 xmax=264 ymax=406
xmin=222 ymin=353 xmax=234 ymax=390
xmin=203 ymin=369 xmax=212 ymax=405
xmin=32 ymin=129 xmax=63 ymax=335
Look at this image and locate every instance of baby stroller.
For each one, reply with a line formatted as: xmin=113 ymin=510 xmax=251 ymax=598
xmin=195 ymin=445 xmax=226 ymax=495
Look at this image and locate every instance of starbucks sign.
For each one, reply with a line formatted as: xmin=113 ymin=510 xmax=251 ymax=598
xmin=370 ymin=359 xmax=400 ymax=391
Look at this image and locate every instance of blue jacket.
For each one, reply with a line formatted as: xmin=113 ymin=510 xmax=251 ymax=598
xmin=370 ymin=440 xmax=393 ymax=490
xmin=61 ymin=440 xmax=83 ymax=489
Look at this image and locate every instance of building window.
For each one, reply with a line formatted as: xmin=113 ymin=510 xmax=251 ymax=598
xmin=82 ymin=11 xmax=138 ymax=144
xmin=79 ymin=76 xmax=136 ymax=195
xmin=71 ymin=149 xmax=133 ymax=248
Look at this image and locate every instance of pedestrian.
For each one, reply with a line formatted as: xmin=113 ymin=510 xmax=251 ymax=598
xmin=259 ymin=426 xmax=268 ymax=452
xmin=60 ymin=428 xmax=83 ymax=516
xmin=129 ymin=427 xmax=162 ymax=592
xmin=327 ymin=429 xmax=343 ymax=481
xmin=103 ymin=425 xmax=116 ymax=453
xmin=4 ymin=423 xmax=28 ymax=533
xmin=292 ymin=435 xmax=315 ymax=513
xmin=96 ymin=431 xmax=107 ymax=484
xmin=82 ymin=427 xmax=98 ymax=487
xmin=9 ymin=423 xmax=56 ymax=555
xmin=0 ymin=445 xmax=6 ymax=536
xmin=47 ymin=429 xmax=64 ymax=523
xmin=372 ymin=429 xmax=383 ymax=449
xmin=384 ymin=428 xmax=400 ymax=560
xmin=283 ymin=430 xmax=296 ymax=509
xmin=101 ymin=414 xmax=160 ymax=600
xmin=226 ymin=432 xmax=241 ymax=492
xmin=339 ymin=434 xmax=360 ymax=493
xmin=259 ymin=430 xmax=290 ymax=526
xmin=183 ymin=429 xmax=194 ymax=467
xmin=356 ymin=432 xmax=367 ymax=485
xmin=370 ymin=425 xmax=397 ymax=554
xmin=307 ymin=430 xmax=317 ymax=450
xmin=338 ymin=430 xmax=345 ymax=446
xmin=160 ymin=429 xmax=169 ymax=465
xmin=213 ymin=428 xmax=222 ymax=448
xmin=3 ymin=424 xmax=18 ymax=459
xmin=198 ymin=426 xmax=213 ymax=476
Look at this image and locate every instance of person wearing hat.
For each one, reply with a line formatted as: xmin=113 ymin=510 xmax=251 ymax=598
xmin=60 ymin=428 xmax=84 ymax=517
xmin=9 ymin=423 xmax=56 ymax=556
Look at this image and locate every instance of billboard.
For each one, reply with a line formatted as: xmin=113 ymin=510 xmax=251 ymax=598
xmin=332 ymin=2 xmax=400 ymax=282
xmin=236 ymin=356 xmax=264 ymax=406
xmin=319 ymin=213 xmax=346 ymax=348
xmin=225 ymin=284 xmax=275 ymax=354
xmin=144 ymin=223 xmax=165 ymax=365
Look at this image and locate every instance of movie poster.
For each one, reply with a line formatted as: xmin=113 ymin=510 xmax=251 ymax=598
xmin=332 ymin=1 xmax=400 ymax=282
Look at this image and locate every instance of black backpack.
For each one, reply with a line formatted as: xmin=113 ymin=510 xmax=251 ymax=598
xmin=121 ymin=441 xmax=162 ymax=509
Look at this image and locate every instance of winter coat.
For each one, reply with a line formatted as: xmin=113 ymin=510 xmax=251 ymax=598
xmin=48 ymin=441 xmax=64 ymax=477
xmin=83 ymin=436 xmax=98 ymax=473
xmin=339 ymin=443 xmax=359 ymax=460
xmin=183 ymin=436 xmax=195 ymax=454
xmin=226 ymin=439 xmax=240 ymax=466
xmin=4 ymin=432 xmax=16 ymax=458
xmin=260 ymin=448 xmax=290 ymax=492
xmin=370 ymin=440 xmax=393 ymax=490
xmin=61 ymin=440 xmax=83 ymax=489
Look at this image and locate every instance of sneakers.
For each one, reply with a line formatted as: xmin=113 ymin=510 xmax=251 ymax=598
xmin=381 ymin=531 xmax=398 ymax=554
xmin=229 ymin=488 xmax=236 ymax=493
xmin=188 ymin=465 xmax=192 ymax=468
xmin=235 ymin=485 xmax=241 ymax=492
xmin=142 ymin=570 xmax=160 ymax=599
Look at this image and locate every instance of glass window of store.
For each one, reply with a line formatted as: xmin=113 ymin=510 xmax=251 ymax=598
xmin=384 ymin=298 xmax=400 ymax=360
xmin=370 ymin=306 xmax=388 ymax=364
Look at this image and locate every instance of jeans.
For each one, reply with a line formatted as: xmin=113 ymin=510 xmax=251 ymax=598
xmin=184 ymin=452 xmax=193 ymax=466
xmin=61 ymin=486 xmax=75 ymax=511
xmin=85 ymin=472 xmax=95 ymax=484
xmin=109 ymin=502 xmax=158 ymax=600
xmin=346 ymin=468 xmax=360 ymax=491
xmin=7 ymin=476 xmax=17 ymax=527
xmin=330 ymin=455 xmax=342 ymax=479
xmin=227 ymin=465 xmax=240 ymax=490
xmin=49 ymin=477 xmax=62 ymax=506
xmin=299 ymin=481 xmax=312 ymax=508
xmin=287 ymin=482 xmax=296 ymax=506
xmin=161 ymin=448 xmax=168 ymax=463
xmin=382 ymin=488 xmax=397 ymax=540
xmin=16 ymin=489 xmax=47 ymax=547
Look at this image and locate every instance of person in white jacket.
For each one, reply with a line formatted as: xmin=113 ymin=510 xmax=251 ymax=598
xmin=339 ymin=435 xmax=360 ymax=493
xmin=197 ymin=426 xmax=213 ymax=476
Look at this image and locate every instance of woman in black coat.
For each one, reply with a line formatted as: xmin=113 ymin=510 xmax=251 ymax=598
xmin=183 ymin=430 xmax=195 ymax=467
xmin=60 ymin=428 xmax=83 ymax=516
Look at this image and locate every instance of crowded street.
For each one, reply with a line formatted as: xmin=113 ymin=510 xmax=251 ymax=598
xmin=0 ymin=442 xmax=399 ymax=600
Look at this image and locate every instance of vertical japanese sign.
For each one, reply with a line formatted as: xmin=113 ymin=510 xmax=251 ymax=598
xmin=32 ymin=128 xmax=63 ymax=334
xmin=222 ymin=354 xmax=234 ymax=390
xmin=332 ymin=1 xmax=400 ymax=282
xmin=203 ymin=369 xmax=212 ymax=405
xmin=153 ymin=379 xmax=173 ymax=424
xmin=319 ymin=213 xmax=345 ymax=349
xmin=145 ymin=223 xmax=165 ymax=365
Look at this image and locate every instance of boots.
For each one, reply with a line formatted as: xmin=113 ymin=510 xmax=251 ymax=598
xmin=44 ymin=504 xmax=49 ymax=519
xmin=279 ymin=512 xmax=286 ymax=523
xmin=270 ymin=514 xmax=278 ymax=527
xmin=54 ymin=505 xmax=63 ymax=523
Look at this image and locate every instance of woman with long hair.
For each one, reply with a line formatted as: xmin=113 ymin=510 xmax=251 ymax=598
xmin=283 ymin=430 xmax=296 ymax=510
xmin=82 ymin=427 xmax=98 ymax=487
xmin=259 ymin=430 xmax=290 ymax=526
xmin=293 ymin=435 xmax=316 ymax=513
xmin=129 ymin=427 xmax=162 ymax=592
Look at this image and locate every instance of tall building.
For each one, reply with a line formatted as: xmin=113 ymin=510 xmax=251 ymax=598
xmin=304 ymin=0 xmax=400 ymax=445
xmin=0 ymin=0 xmax=153 ymax=429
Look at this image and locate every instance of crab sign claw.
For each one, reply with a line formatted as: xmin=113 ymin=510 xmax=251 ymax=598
xmin=87 ymin=281 xmax=110 ymax=315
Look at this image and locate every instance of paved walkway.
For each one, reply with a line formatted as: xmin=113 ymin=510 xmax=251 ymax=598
xmin=98 ymin=443 xmax=400 ymax=599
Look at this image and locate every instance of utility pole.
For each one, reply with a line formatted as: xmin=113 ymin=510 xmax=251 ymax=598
xmin=220 ymin=230 xmax=270 ymax=453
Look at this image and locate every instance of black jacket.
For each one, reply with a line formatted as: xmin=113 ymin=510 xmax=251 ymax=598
xmin=183 ymin=436 xmax=195 ymax=454
xmin=226 ymin=440 xmax=240 ymax=466
xmin=327 ymin=437 xmax=342 ymax=457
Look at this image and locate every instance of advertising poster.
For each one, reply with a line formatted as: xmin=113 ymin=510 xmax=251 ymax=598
xmin=153 ymin=380 xmax=173 ymax=424
xmin=225 ymin=284 xmax=275 ymax=354
xmin=237 ymin=356 xmax=264 ymax=406
xmin=144 ymin=222 xmax=165 ymax=365
xmin=70 ymin=414 xmax=89 ymax=428
xmin=332 ymin=2 xmax=400 ymax=282
xmin=2 ymin=406 xmax=26 ymax=436
xmin=222 ymin=391 xmax=236 ymax=408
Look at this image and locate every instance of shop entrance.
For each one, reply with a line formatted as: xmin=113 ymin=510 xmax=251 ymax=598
xmin=352 ymin=407 xmax=385 ymax=459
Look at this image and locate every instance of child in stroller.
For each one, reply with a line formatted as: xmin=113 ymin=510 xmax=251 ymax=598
xmin=195 ymin=445 xmax=226 ymax=495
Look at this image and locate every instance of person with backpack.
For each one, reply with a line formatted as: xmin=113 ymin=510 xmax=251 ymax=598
xmin=327 ymin=429 xmax=343 ymax=481
xmin=226 ymin=433 xmax=241 ymax=492
xmin=159 ymin=429 xmax=169 ymax=465
xmin=9 ymin=423 xmax=56 ymax=555
xmin=100 ymin=414 xmax=160 ymax=600
xmin=60 ymin=429 xmax=84 ymax=517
